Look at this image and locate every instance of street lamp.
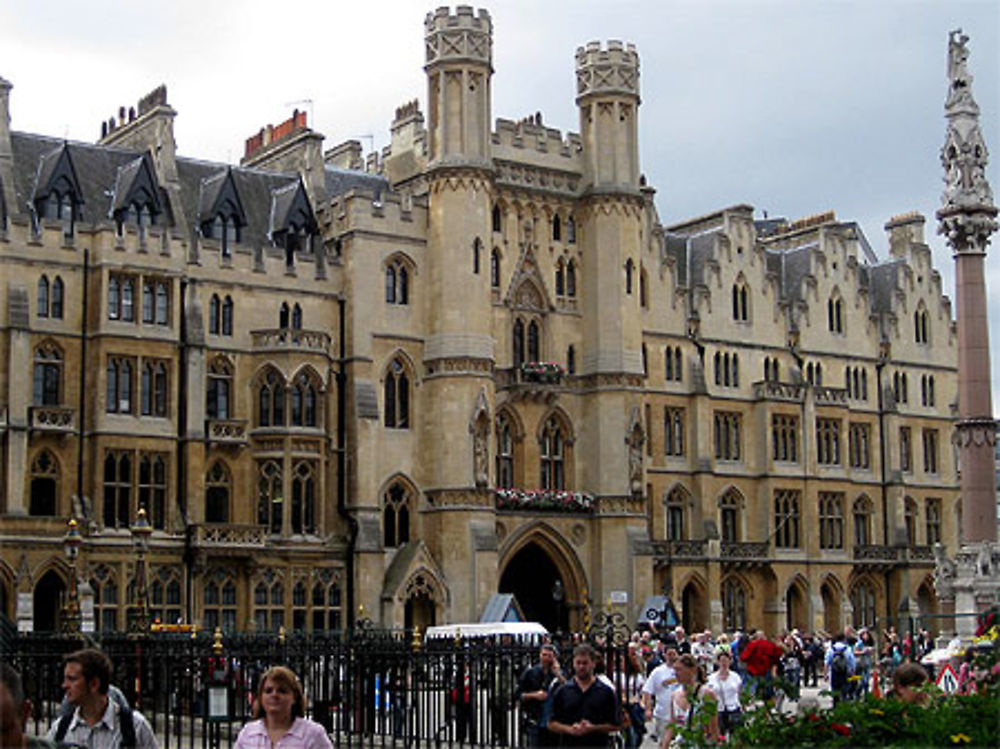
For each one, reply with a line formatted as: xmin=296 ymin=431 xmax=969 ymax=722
xmin=130 ymin=507 xmax=153 ymax=634
xmin=62 ymin=518 xmax=83 ymax=635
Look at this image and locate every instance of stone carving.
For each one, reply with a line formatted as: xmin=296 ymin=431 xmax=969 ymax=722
xmin=946 ymin=30 xmax=973 ymax=110
xmin=474 ymin=420 xmax=489 ymax=487
xmin=626 ymin=407 xmax=644 ymax=495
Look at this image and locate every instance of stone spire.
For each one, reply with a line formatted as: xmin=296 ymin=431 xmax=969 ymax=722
xmin=937 ymin=28 xmax=998 ymax=544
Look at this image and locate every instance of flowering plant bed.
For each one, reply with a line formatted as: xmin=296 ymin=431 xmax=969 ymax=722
xmin=519 ymin=361 xmax=565 ymax=383
xmin=495 ymin=489 xmax=594 ymax=512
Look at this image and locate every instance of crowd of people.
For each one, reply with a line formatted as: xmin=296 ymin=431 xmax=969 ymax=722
xmin=0 ymin=624 xmax=950 ymax=749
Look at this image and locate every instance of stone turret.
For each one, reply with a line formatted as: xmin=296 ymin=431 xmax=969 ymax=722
xmin=424 ymin=5 xmax=493 ymax=168
xmin=575 ymin=40 xmax=641 ymax=192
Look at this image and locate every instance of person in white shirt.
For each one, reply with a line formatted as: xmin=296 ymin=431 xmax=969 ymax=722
xmin=706 ymin=649 xmax=743 ymax=737
xmin=640 ymin=648 xmax=678 ymax=740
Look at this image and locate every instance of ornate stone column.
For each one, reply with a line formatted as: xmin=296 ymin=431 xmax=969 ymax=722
xmin=935 ymin=29 xmax=1000 ymax=635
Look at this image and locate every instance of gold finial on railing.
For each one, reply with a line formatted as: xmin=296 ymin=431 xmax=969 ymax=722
xmin=278 ymin=625 xmax=286 ymax=644
xmin=412 ymin=626 xmax=422 ymax=651
xmin=454 ymin=627 xmax=462 ymax=645
xmin=212 ymin=626 xmax=224 ymax=655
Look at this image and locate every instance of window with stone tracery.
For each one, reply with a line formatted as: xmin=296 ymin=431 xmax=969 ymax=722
xmin=90 ymin=565 xmax=119 ymax=633
xmin=150 ymin=567 xmax=181 ymax=626
xmin=719 ymin=490 xmax=742 ymax=543
xmin=257 ymin=461 xmax=283 ymax=534
xmin=665 ymin=487 xmax=687 ymax=541
xmin=33 ymin=342 xmax=62 ymax=406
xmin=29 ymin=450 xmax=59 ymax=516
xmin=384 ymin=358 xmax=410 ymax=429
xmin=205 ymin=461 xmax=230 ymax=524
xmin=722 ymin=578 xmax=747 ymax=631
xmin=496 ymin=414 xmax=515 ymax=489
xmin=383 ymin=482 xmax=411 ymax=548
xmin=540 ymin=417 xmax=566 ymax=491
xmin=853 ymin=496 xmax=873 ymax=547
xmin=203 ymin=572 xmax=237 ymax=633
xmin=253 ymin=574 xmax=285 ymax=633
xmin=291 ymin=461 xmax=317 ymax=534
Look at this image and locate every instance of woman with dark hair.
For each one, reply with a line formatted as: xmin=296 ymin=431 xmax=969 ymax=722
xmin=235 ymin=666 xmax=332 ymax=749
xmin=660 ymin=654 xmax=720 ymax=748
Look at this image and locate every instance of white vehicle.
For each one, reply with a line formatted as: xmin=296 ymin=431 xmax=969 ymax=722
xmin=425 ymin=622 xmax=549 ymax=643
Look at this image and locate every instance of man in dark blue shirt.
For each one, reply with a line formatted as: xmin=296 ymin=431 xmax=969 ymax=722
xmin=548 ymin=644 xmax=619 ymax=748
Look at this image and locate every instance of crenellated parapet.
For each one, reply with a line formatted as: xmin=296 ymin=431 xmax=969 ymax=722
xmin=575 ymin=40 xmax=640 ymax=102
xmin=424 ymin=6 xmax=492 ymax=69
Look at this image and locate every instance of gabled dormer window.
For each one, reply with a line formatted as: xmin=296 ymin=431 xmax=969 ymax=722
xmin=34 ymin=145 xmax=83 ymax=237
xmin=200 ymin=168 xmax=247 ymax=258
xmin=113 ymin=155 xmax=162 ymax=236
xmin=270 ymin=179 xmax=318 ymax=270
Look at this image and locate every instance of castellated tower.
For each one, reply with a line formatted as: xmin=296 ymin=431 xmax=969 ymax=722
xmin=574 ymin=42 xmax=646 ymax=499
xmin=420 ymin=6 xmax=498 ymax=620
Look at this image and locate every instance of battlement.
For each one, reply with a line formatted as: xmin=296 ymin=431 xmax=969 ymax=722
xmin=492 ymin=116 xmax=580 ymax=159
xmin=575 ymin=40 xmax=640 ymax=100
xmin=425 ymin=6 xmax=492 ymax=66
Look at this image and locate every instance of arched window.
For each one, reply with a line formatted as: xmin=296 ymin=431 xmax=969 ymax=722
xmin=624 ymin=259 xmax=634 ymax=294
xmin=291 ymin=304 xmax=302 ymax=330
xmin=279 ymin=302 xmax=290 ymax=329
xmin=253 ymin=577 xmax=285 ymax=633
xmin=555 ymin=259 xmax=565 ymax=296
xmin=106 ymin=357 xmax=133 ymax=414
xmin=217 ymin=296 xmax=232 ymax=336
xmin=207 ymin=358 xmax=232 ymax=420
xmin=639 ymin=267 xmax=648 ymax=308
xmin=108 ymin=276 xmax=119 ymax=320
xmin=383 ymin=481 xmax=411 ymax=548
xmin=90 ymin=566 xmax=119 ymax=632
xmin=291 ymin=372 xmax=318 ymax=427
xmin=527 ymin=320 xmax=540 ymax=362
xmin=567 ymin=216 xmax=576 ymax=244
xmin=732 ymin=282 xmax=749 ymax=321
xmin=33 ymin=343 xmax=62 ymax=406
xmin=904 ymin=496 xmax=918 ymax=546
xmin=774 ymin=489 xmax=800 ymax=548
xmin=496 ymin=415 xmax=515 ymax=489
xmin=205 ymin=461 xmax=230 ymax=524
xmin=552 ymin=214 xmax=562 ymax=242
xmin=140 ymin=361 xmax=168 ymax=417
xmin=914 ymin=307 xmax=929 ymax=344
xmin=567 ymin=345 xmax=576 ymax=375
xmin=209 ymin=295 xmax=220 ymax=335
xmin=714 ymin=351 xmax=722 ymax=386
xmin=258 ymin=370 xmax=286 ymax=427
xmin=385 ymin=258 xmax=409 ymax=305
xmin=204 ymin=575 xmax=237 ymax=633
xmin=540 ymin=417 xmax=566 ymax=491
xmin=291 ymin=461 xmax=317 ymax=534
xmin=492 ymin=204 xmax=502 ymax=233
xmin=103 ymin=451 xmax=132 ymax=529
xmin=828 ymin=296 xmax=844 ymax=333
xmin=665 ymin=487 xmax=687 ymax=541
xmin=384 ymin=358 xmax=410 ymax=429
xmin=138 ymin=454 xmax=167 ymax=530
xmin=722 ymin=578 xmax=747 ymax=631
xmin=473 ymin=238 xmax=482 ymax=274
xmin=51 ymin=277 xmax=64 ymax=319
xmin=851 ymin=580 xmax=877 ymax=629
xmin=642 ymin=344 xmax=648 ymax=377
xmin=491 ymin=249 xmax=501 ymax=288
xmin=37 ymin=276 xmax=49 ymax=317
xmin=566 ymin=260 xmax=577 ymax=297
xmin=853 ymin=496 xmax=873 ymax=547
xmin=257 ymin=461 xmax=283 ymax=534
xmin=513 ymin=319 xmax=525 ymax=368
xmin=142 ymin=281 xmax=155 ymax=324
xmin=29 ymin=450 xmax=59 ymax=516
xmin=819 ymin=492 xmax=844 ymax=550
xmin=719 ymin=490 xmax=741 ymax=542
xmin=925 ymin=498 xmax=942 ymax=545
xmin=150 ymin=568 xmax=181 ymax=628
xmin=311 ymin=578 xmax=342 ymax=632
xmin=155 ymin=281 xmax=169 ymax=325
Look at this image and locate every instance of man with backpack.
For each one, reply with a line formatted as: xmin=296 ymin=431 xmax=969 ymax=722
xmin=825 ymin=635 xmax=856 ymax=705
xmin=47 ymin=648 xmax=158 ymax=749
xmin=516 ymin=643 xmax=563 ymax=747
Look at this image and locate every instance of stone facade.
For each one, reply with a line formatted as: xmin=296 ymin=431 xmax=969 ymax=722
xmin=0 ymin=8 xmax=961 ymax=637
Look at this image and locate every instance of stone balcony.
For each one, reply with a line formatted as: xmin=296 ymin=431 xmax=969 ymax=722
xmin=652 ymin=539 xmax=707 ymax=561
xmin=853 ymin=544 xmax=900 ymax=568
xmin=752 ymin=380 xmax=805 ymax=403
xmin=496 ymin=363 xmax=565 ymax=402
xmin=206 ymin=419 xmax=248 ymax=445
xmin=28 ymin=406 xmax=76 ymax=433
xmin=251 ymin=328 xmax=331 ymax=355
xmin=814 ymin=386 xmax=849 ymax=405
xmin=720 ymin=541 xmax=770 ymax=566
xmin=190 ymin=523 xmax=267 ymax=551
xmin=908 ymin=545 xmax=936 ymax=563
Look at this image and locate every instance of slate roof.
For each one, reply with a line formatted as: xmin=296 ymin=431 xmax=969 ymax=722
xmin=324 ymin=165 xmax=389 ymax=199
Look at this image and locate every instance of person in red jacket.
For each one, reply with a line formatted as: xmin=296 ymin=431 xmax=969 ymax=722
xmin=740 ymin=630 xmax=784 ymax=703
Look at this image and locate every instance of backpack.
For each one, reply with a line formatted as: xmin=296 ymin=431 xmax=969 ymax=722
xmin=830 ymin=649 xmax=849 ymax=688
xmin=55 ymin=704 xmax=137 ymax=749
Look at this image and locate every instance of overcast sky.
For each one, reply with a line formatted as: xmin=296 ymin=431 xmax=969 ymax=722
xmin=2 ymin=0 xmax=999 ymax=405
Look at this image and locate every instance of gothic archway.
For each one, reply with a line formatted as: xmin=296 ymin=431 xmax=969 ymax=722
xmin=785 ymin=577 xmax=809 ymax=632
xmin=821 ymin=578 xmax=842 ymax=634
xmin=680 ymin=576 xmax=709 ymax=633
xmin=499 ymin=524 xmax=587 ymax=633
xmin=34 ymin=568 xmax=66 ymax=632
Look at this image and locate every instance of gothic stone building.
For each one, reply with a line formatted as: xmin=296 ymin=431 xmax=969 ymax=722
xmin=0 ymin=7 xmax=959 ymax=636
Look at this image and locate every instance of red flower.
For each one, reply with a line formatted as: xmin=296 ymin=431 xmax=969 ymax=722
xmin=830 ymin=723 xmax=851 ymax=736
xmin=807 ymin=713 xmax=821 ymax=723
